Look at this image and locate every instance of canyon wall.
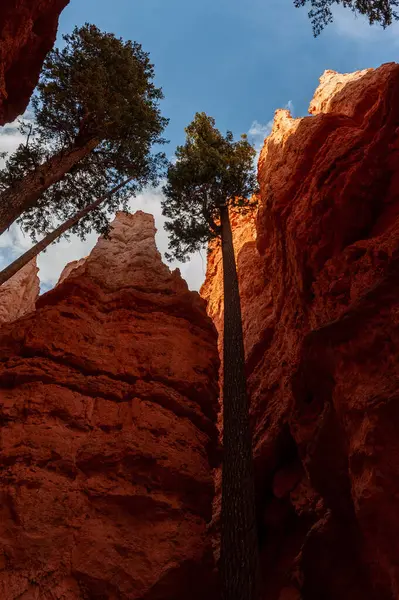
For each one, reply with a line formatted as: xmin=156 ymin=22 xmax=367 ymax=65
xmin=0 ymin=0 xmax=69 ymax=125
xmin=0 ymin=258 xmax=39 ymax=325
xmin=202 ymin=62 xmax=399 ymax=600
xmin=0 ymin=211 xmax=220 ymax=599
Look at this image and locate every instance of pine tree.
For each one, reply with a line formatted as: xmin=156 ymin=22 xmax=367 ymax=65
xmin=0 ymin=24 xmax=168 ymax=237
xmin=0 ymin=178 xmax=133 ymax=287
xmin=162 ymin=112 xmax=259 ymax=600
xmin=295 ymin=0 xmax=399 ymax=35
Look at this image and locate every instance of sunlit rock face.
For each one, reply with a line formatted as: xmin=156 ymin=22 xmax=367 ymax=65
xmin=202 ymin=62 xmax=399 ymax=600
xmin=57 ymin=257 xmax=87 ymax=284
xmin=0 ymin=258 xmax=39 ymax=325
xmin=0 ymin=211 xmax=220 ymax=600
xmin=0 ymin=0 xmax=69 ymax=125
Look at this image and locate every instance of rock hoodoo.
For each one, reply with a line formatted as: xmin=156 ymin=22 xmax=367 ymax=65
xmin=202 ymin=62 xmax=399 ymax=600
xmin=0 ymin=211 xmax=220 ymax=599
xmin=0 ymin=0 xmax=69 ymax=125
xmin=0 ymin=258 xmax=39 ymax=326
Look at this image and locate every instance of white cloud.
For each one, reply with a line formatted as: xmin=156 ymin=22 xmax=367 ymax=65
xmin=0 ymin=113 xmax=104 ymax=291
xmin=0 ymin=226 xmax=33 ymax=273
xmin=37 ymin=230 xmax=98 ymax=291
xmin=127 ymin=188 xmax=207 ymax=291
xmin=248 ymin=100 xmax=295 ymax=158
xmin=0 ymin=123 xmax=28 ymax=168
xmin=248 ymin=119 xmax=274 ymax=161
xmin=0 ymin=188 xmax=207 ymax=293
xmin=248 ymin=119 xmax=273 ymax=140
xmin=0 ymin=111 xmax=34 ymax=158
xmin=0 ymin=114 xmax=208 ymax=293
xmin=285 ymin=99 xmax=295 ymax=115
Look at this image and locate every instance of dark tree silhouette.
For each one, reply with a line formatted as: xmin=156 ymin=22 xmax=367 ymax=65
xmin=0 ymin=178 xmax=133 ymax=287
xmin=295 ymin=0 xmax=399 ymax=35
xmin=0 ymin=24 xmax=168 ymax=237
xmin=162 ymin=112 xmax=259 ymax=600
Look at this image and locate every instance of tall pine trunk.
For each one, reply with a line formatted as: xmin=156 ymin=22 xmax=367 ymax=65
xmin=0 ymin=177 xmax=132 ymax=287
xmin=220 ymin=204 xmax=259 ymax=600
xmin=0 ymin=137 xmax=99 ymax=235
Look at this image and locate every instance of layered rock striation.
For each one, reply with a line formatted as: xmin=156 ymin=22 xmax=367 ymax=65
xmin=0 ymin=258 xmax=39 ymax=325
xmin=202 ymin=62 xmax=399 ymax=600
xmin=0 ymin=211 xmax=220 ymax=599
xmin=0 ymin=0 xmax=69 ymax=125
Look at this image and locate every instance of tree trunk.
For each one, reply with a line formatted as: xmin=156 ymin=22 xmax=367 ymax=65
xmin=0 ymin=137 xmax=99 ymax=235
xmin=219 ymin=204 xmax=259 ymax=600
xmin=0 ymin=177 xmax=133 ymax=287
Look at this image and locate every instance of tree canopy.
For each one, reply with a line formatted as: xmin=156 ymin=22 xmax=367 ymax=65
xmin=162 ymin=112 xmax=257 ymax=261
xmin=0 ymin=24 xmax=168 ymax=239
xmin=295 ymin=0 xmax=399 ymax=35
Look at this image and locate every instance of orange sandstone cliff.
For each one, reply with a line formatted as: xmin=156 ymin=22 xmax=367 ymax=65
xmin=202 ymin=62 xmax=399 ymax=600
xmin=0 ymin=211 xmax=220 ymax=599
xmin=0 ymin=258 xmax=39 ymax=325
xmin=1 ymin=50 xmax=399 ymax=599
xmin=0 ymin=0 xmax=69 ymax=125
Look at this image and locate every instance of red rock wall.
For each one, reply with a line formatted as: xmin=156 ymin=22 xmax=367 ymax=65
xmin=202 ymin=62 xmax=399 ymax=600
xmin=0 ymin=258 xmax=39 ymax=325
xmin=0 ymin=0 xmax=69 ymax=125
xmin=0 ymin=211 xmax=220 ymax=599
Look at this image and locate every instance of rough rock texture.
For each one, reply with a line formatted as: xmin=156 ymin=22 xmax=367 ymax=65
xmin=0 ymin=211 xmax=220 ymax=599
xmin=0 ymin=0 xmax=69 ymax=125
xmin=0 ymin=258 xmax=39 ymax=325
xmin=202 ymin=62 xmax=399 ymax=600
xmin=57 ymin=256 xmax=87 ymax=284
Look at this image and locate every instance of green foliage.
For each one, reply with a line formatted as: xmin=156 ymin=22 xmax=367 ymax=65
xmin=162 ymin=112 xmax=258 ymax=262
xmin=295 ymin=0 xmax=399 ymax=35
xmin=0 ymin=23 xmax=168 ymax=239
xmin=17 ymin=155 xmax=134 ymax=242
xmin=32 ymin=24 xmax=167 ymax=152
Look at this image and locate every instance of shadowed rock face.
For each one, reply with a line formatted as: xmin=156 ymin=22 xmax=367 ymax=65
xmin=0 ymin=259 xmax=39 ymax=325
xmin=0 ymin=0 xmax=69 ymax=125
xmin=202 ymin=62 xmax=399 ymax=600
xmin=0 ymin=211 xmax=220 ymax=600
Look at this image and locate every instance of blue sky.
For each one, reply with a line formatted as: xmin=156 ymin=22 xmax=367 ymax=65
xmin=1 ymin=0 xmax=399 ymax=291
xmin=58 ymin=0 xmax=399 ymax=146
